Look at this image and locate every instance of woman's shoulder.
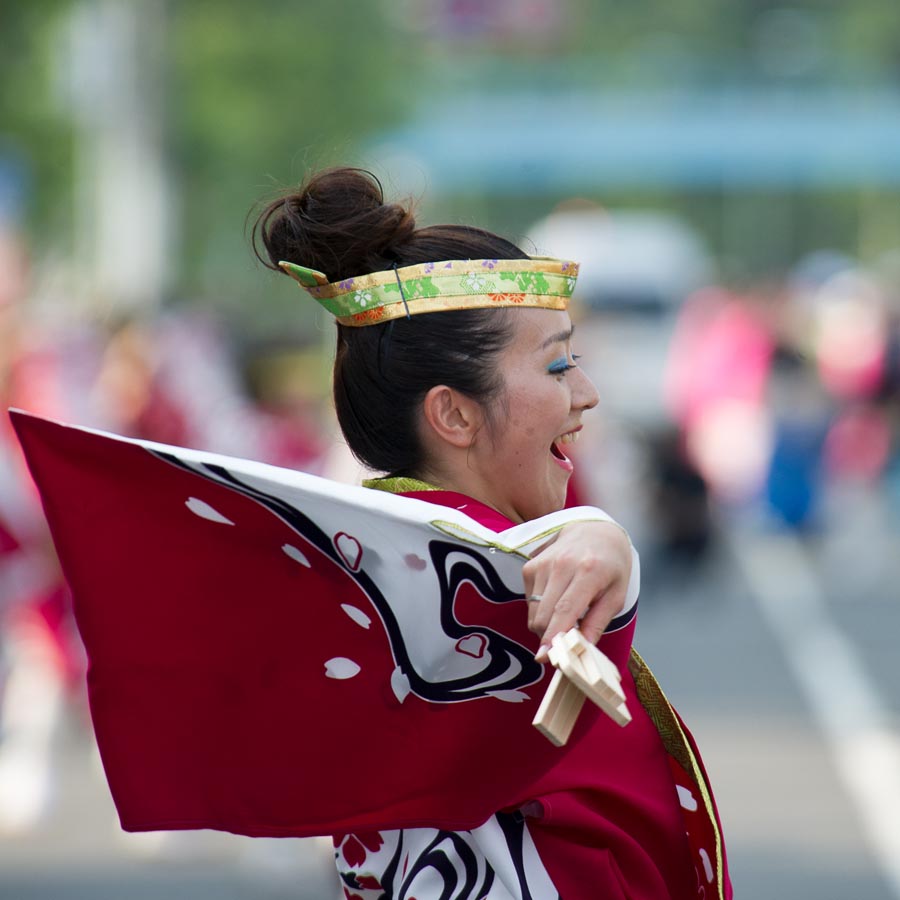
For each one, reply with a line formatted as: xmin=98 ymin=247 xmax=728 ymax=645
xmin=363 ymin=476 xmax=515 ymax=532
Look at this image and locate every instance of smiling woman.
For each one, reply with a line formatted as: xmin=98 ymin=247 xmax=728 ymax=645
xmin=251 ymin=167 xmax=732 ymax=900
xmin=448 ymin=308 xmax=598 ymax=524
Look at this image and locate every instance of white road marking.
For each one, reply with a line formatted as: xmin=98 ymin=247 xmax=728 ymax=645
xmin=729 ymin=529 xmax=900 ymax=898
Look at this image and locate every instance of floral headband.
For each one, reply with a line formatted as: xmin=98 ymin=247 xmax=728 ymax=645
xmin=278 ymin=257 xmax=578 ymax=326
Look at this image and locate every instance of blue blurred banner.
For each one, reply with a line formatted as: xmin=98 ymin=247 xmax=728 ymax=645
xmin=371 ymin=89 xmax=900 ymax=191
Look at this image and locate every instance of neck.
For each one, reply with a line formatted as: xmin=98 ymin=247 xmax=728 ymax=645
xmin=413 ymin=460 xmax=522 ymax=524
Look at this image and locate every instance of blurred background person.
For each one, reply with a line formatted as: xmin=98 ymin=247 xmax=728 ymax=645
xmin=2 ymin=0 xmax=900 ymax=898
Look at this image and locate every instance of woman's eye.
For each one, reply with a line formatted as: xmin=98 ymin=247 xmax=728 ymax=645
xmin=547 ymin=353 xmax=581 ymax=375
xmin=548 ymin=357 xmax=577 ymax=376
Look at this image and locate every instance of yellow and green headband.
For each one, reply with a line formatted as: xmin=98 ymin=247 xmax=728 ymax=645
xmin=278 ymin=257 xmax=578 ymax=326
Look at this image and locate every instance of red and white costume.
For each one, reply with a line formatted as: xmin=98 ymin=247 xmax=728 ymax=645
xmin=12 ymin=414 xmax=731 ymax=900
xmin=335 ymin=487 xmax=731 ymax=900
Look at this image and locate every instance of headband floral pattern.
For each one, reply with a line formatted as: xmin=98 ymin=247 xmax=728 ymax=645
xmin=279 ymin=257 xmax=578 ymax=326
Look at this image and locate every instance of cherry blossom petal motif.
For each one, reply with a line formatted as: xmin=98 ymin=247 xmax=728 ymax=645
xmin=391 ymin=666 xmax=411 ymax=704
xmin=356 ymin=832 xmax=384 ymax=853
xmin=325 ymin=658 xmax=361 ymax=680
xmin=341 ymin=604 xmax=371 ymax=629
xmin=699 ymin=848 xmax=714 ymax=883
xmin=185 ymin=497 xmax=234 ymax=525
xmin=486 ymin=690 xmax=530 ymax=703
xmin=334 ymin=532 xmax=363 ymax=570
xmin=281 ymin=544 xmax=311 ymax=568
xmin=677 ymin=785 xmax=698 ymax=812
xmin=342 ymin=834 xmax=367 ymax=868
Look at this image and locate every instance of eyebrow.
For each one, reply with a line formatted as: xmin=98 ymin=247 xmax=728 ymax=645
xmin=539 ymin=325 xmax=575 ymax=351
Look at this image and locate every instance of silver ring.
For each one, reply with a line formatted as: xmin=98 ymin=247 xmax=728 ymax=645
xmin=526 ymin=594 xmax=543 ymax=602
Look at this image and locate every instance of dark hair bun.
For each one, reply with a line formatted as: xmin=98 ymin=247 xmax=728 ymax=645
xmin=251 ymin=166 xmax=532 ymax=477
xmin=253 ymin=168 xmax=416 ymax=281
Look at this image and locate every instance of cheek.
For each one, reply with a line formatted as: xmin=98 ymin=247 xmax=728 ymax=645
xmin=502 ymin=406 xmax=540 ymax=451
xmin=490 ymin=382 xmax=566 ymax=467
xmin=502 ymin=419 xmax=550 ymax=467
xmin=505 ymin=383 xmax=549 ymax=421
xmin=510 ymin=384 xmax=566 ymax=431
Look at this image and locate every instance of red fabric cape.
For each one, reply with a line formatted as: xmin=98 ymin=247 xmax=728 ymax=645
xmin=11 ymin=410 xmax=600 ymax=837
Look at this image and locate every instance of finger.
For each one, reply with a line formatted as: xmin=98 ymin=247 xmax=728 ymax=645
xmin=528 ymin=559 xmax=576 ymax=635
xmin=521 ymin=529 xmax=563 ymax=601
xmin=522 ymin=562 xmax=550 ymax=632
xmin=537 ymin=568 xmax=617 ymax=654
xmin=521 ymin=560 xmax=544 ymax=598
xmin=578 ymin=580 xmax=628 ymax=646
xmin=536 ymin=594 xmax=583 ymax=656
xmin=526 ymin=594 xmax=542 ymax=633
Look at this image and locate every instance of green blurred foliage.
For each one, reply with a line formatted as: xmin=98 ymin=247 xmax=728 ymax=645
xmin=167 ymin=0 xmax=408 ymax=301
xmin=2 ymin=0 xmax=900 ymax=308
xmin=0 ymin=0 xmax=75 ymax=233
xmin=834 ymin=2 xmax=900 ymax=74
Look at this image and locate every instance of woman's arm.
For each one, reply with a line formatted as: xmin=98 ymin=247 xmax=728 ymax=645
xmin=521 ymin=521 xmax=634 ymax=661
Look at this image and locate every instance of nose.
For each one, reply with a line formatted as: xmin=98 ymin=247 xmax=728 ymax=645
xmin=573 ymin=366 xmax=600 ymax=411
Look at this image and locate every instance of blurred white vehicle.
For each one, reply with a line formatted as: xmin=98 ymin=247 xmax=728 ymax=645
xmin=528 ymin=205 xmax=714 ymax=314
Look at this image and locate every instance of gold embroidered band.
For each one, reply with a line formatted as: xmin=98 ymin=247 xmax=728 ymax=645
xmin=278 ymin=257 xmax=578 ymax=326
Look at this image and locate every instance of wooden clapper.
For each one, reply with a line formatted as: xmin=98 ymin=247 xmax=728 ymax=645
xmin=532 ymin=628 xmax=631 ymax=746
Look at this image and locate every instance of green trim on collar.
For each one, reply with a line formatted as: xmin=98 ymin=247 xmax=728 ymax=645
xmin=362 ymin=476 xmax=442 ymax=494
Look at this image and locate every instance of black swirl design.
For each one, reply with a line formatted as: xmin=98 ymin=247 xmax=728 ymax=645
xmin=153 ymin=453 xmax=542 ymax=703
xmin=381 ymin=829 xmax=495 ymax=900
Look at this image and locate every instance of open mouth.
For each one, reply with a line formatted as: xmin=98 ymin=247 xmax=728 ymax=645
xmin=550 ymin=431 xmax=578 ymax=472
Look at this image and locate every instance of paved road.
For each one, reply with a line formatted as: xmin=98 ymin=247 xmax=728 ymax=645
xmin=1 ymin=486 xmax=898 ymax=899
xmin=635 ymin=487 xmax=900 ymax=899
xmin=0 ymin=721 xmax=340 ymax=900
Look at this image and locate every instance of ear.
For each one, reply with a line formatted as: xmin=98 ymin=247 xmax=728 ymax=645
xmin=420 ymin=385 xmax=485 ymax=450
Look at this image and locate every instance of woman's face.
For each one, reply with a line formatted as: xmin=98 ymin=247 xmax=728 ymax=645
xmin=470 ymin=307 xmax=600 ymax=523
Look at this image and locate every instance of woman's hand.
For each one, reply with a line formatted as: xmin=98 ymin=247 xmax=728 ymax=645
xmin=521 ymin=520 xmax=633 ymax=661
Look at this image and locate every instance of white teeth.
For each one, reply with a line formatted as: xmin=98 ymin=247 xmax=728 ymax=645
xmin=556 ymin=431 xmax=580 ymax=445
